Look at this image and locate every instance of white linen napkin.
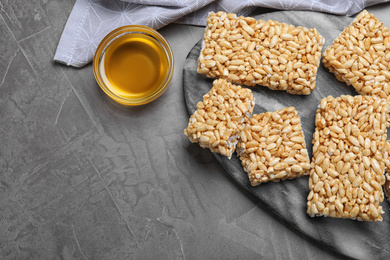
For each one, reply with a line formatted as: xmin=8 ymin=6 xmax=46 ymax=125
xmin=54 ymin=0 xmax=389 ymax=67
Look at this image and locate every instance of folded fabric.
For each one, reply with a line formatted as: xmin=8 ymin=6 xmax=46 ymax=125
xmin=123 ymin=0 xmax=194 ymax=7
xmin=54 ymin=0 xmax=389 ymax=67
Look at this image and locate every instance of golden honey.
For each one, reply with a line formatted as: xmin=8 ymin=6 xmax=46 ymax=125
xmin=93 ymin=25 xmax=174 ymax=105
xmin=103 ymin=35 xmax=168 ymax=98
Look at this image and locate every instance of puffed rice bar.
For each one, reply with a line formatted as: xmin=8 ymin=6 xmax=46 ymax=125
xmin=184 ymin=78 xmax=255 ymax=159
xmin=197 ymin=11 xmax=324 ymax=95
xmin=307 ymin=95 xmax=390 ymax=222
xmin=322 ymin=10 xmax=390 ymax=98
xmin=236 ymin=107 xmax=310 ymax=186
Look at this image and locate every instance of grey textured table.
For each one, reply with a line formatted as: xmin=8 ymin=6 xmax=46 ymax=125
xmin=1 ymin=1 xmax=390 ymax=259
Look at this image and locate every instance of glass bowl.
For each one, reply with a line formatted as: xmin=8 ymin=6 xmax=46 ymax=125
xmin=93 ymin=25 xmax=174 ymax=106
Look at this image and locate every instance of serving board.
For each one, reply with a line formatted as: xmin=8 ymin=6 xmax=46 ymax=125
xmin=183 ymin=11 xmax=390 ymax=259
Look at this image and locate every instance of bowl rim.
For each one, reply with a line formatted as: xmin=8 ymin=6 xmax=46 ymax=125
xmin=93 ymin=25 xmax=174 ymax=106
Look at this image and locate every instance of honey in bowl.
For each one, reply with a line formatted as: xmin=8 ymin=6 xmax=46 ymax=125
xmin=103 ymin=35 xmax=168 ymax=97
xmin=94 ymin=25 xmax=174 ymax=105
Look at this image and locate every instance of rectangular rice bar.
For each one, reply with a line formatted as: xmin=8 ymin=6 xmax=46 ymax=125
xmin=197 ymin=11 xmax=324 ymax=95
xmin=236 ymin=107 xmax=310 ymax=186
xmin=184 ymin=78 xmax=255 ymax=159
xmin=322 ymin=10 xmax=390 ymax=98
xmin=307 ymin=95 xmax=390 ymax=222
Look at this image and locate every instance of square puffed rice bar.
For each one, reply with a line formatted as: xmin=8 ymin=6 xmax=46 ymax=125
xmin=307 ymin=95 xmax=390 ymax=222
xmin=236 ymin=107 xmax=310 ymax=186
xmin=322 ymin=10 xmax=390 ymax=98
xmin=184 ymin=78 xmax=255 ymax=159
xmin=197 ymin=11 xmax=324 ymax=95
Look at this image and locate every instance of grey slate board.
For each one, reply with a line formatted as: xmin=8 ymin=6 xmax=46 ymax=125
xmin=183 ymin=11 xmax=390 ymax=259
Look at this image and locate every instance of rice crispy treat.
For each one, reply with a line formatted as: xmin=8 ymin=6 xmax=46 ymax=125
xmin=184 ymin=79 xmax=255 ymax=159
xmin=236 ymin=107 xmax=311 ymax=186
xmin=307 ymin=95 xmax=390 ymax=222
xmin=322 ymin=10 xmax=390 ymax=98
xmin=197 ymin=11 xmax=324 ymax=95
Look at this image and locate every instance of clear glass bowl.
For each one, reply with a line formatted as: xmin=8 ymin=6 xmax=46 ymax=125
xmin=93 ymin=25 xmax=174 ymax=106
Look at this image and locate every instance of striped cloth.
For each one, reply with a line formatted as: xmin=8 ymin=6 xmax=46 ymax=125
xmin=54 ymin=0 xmax=389 ymax=67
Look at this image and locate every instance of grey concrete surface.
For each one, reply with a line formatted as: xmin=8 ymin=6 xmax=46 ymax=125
xmin=1 ymin=1 xmax=390 ymax=259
